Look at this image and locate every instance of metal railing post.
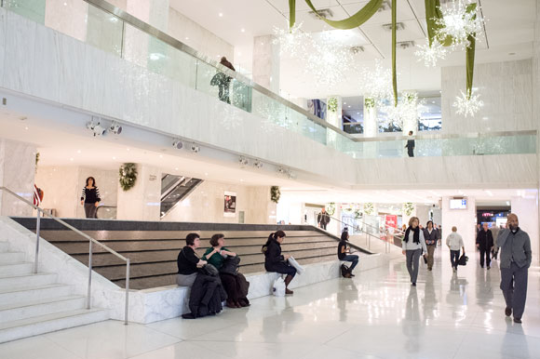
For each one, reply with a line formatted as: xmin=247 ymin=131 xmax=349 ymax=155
xmin=87 ymin=240 xmax=93 ymax=309
xmin=34 ymin=208 xmax=41 ymax=274
xmin=124 ymin=259 xmax=130 ymax=325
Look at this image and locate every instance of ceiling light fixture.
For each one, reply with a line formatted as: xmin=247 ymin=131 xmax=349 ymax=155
xmin=254 ymin=160 xmax=263 ymax=169
xmin=190 ymin=144 xmax=200 ymax=153
xmin=172 ymin=139 xmax=183 ymax=149
xmin=109 ymin=122 xmax=123 ymax=135
xmin=239 ymin=157 xmax=249 ymax=166
xmin=435 ymin=0 xmax=484 ymax=51
xmin=86 ymin=118 xmax=107 ymax=137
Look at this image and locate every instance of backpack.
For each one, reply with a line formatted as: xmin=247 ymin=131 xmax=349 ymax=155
xmin=340 ymin=264 xmax=352 ymax=278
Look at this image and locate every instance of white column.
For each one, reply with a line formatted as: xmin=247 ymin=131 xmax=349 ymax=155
xmin=363 ymin=97 xmax=378 ymax=157
xmin=326 ymin=96 xmax=342 ymax=147
xmin=534 ymin=0 xmax=540 ymax=264
xmin=252 ymin=35 xmax=280 ymax=93
xmin=0 ymin=139 xmax=36 ymax=216
xmin=402 ymin=92 xmax=419 ymax=135
xmin=116 ymin=165 xmax=161 ymax=221
xmin=441 ymin=197 xmax=476 ymax=253
xmin=511 ymin=196 xmax=539 ymax=264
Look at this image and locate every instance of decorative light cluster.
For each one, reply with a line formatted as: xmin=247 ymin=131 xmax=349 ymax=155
xmin=434 ymin=0 xmax=484 ymax=50
xmin=381 ymin=91 xmax=422 ymax=126
xmin=361 ymin=62 xmax=393 ymax=106
xmin=273 ymin=23 xmax=358 ymax=86
xmin=414 ymin=39 xmax=447 ymax=67
xmin=453 ymin=90 xmax=484 ymax=117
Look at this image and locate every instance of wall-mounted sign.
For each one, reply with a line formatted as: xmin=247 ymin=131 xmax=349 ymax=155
xmin=224 ymin=191 xmax=237 ymax=217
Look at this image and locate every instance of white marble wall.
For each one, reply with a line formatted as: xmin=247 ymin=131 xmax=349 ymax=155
xmin=35 ymin=166 xmax=118 ymax=218
xmin=45 ymin=0 xmax=88 ymax=42
xmin=441 ymin=59 xmax=534 ymax=134
xmin=117 ymin=165 xmax=161 ymax=221
xmin=0 ymin=138 xmax=36 ymax=216
xmin=164 ymin=181 xmax=276 ymax=224
xmin=167 ymin=7 xmax=234 ymax=61
xmin=353 ymin=154 xmax=537 ymax=189
xmin=252 ymin=35 xmax=280 ymax=93
xmin=441 ymin=196 xmax=476 ymax=252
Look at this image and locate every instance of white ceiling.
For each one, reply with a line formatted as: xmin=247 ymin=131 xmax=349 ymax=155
xmin=169 ymin=0 xmax=536 ymax=99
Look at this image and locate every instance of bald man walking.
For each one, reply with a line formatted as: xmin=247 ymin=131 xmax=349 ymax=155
xmin=496 ymin=214 xmax=532 ymax=323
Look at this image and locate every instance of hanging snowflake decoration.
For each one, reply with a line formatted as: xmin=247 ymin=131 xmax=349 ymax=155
xmin=414 ymin=39 xmax=448 ymax=67
xmin=381 ymin=92 xmax=425 ymax=128
xmin=273 ymin=22 xmax=311 ymax=58
xmin=361 ymin=62 xmax=393 ymax=106
xmin=434 ymin=0 xmax=484 ymax=50
xmin=453 ymin=90 xmax=484 ymax=117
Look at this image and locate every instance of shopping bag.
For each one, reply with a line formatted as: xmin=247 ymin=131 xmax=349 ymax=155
xmin=272 ymin=277 xmax=286 ymax=297
xmin=287 ymin=256 xmax=304 ymax=275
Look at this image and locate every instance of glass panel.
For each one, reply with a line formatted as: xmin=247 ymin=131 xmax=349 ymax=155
xmin=86 ymin=5 xmax=123 ymax=56
xmin=4 ymin=0 xmax=46 ymax=24
xmin=196 ymin=60 xmax=220 ymax=100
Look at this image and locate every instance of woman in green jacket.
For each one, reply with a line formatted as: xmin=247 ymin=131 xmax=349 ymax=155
xmin=203 ymin=234 xmax=249 ymax=308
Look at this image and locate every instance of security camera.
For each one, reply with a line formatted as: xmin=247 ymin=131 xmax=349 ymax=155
xmin=191 ymin=145 xmax=200 ymax=153
xmin=109 ymin=122 xmax=123 ymax=135
xmin=254 ymin=160 xmax=263 ymax=169
xmin=172 ymin=140 xmax=183 ymax=149
xmin=278 ymin=167 xmax=286 ymax=174
xmin=239 ymin=157 xmax=248 ymax=166
xmin=86 ymin=120 xmax=107 ymax=136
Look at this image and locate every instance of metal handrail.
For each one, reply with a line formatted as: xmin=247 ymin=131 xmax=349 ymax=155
xmin=325 ymin=215 xmax=386 ymax=251
xmin=81 ymin=1 xmax=538 ymax=145
xmin=0 ymin=186 xmax=130 ymax=325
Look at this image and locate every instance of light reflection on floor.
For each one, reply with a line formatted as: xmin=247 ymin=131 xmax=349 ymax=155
xmin=1 ymin=247 xmax=539 ymax=359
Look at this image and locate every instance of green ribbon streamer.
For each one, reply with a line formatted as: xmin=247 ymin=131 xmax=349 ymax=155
xmin=302 ymin=0 xmax=383 ymax=30
xmin=425 ymin=1 xmax=478 ymax=99
xmin=392 ymin=0 xmax=397 ymax=106
xmin=289 ymin=0 xmax=296 ymax=30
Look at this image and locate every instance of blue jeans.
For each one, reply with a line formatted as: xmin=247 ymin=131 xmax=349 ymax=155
xmin=450 ymin=250 xmax=460 ymax=269
xmin=342 ymin=255 xmax=359 ymax=271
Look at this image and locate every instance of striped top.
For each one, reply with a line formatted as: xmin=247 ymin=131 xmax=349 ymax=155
xmin=81 ymin=187 xmax=101 ymax=204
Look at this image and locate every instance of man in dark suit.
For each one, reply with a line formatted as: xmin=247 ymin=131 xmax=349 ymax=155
xmin=476 ymin=223 xmax=494 ymax=269
xmin=405 ymin=131 xmax=415 ymax=157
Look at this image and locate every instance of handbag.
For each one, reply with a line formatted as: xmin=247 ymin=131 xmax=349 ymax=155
xmin=287 ymin=256 xmax=304 ymax=275
xmin=199 ymin=263 xmax=219 ymax=277
xmin=219 ymin=256 xmax=241 ymax=276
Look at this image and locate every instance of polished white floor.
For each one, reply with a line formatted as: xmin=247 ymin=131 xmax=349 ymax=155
xmin=1 ymin=247 xmax=540 ymax=359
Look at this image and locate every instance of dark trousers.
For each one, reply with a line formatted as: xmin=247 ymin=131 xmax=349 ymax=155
xmin=320 ymin=223 xmax=327 ymax=230
xmin=342 ymin=255 xmax=359 ymax=271
xmin=407 ymin=148 xmax=414 ymax=157
xmin=479 ymin=247 xmax=491 ymax=267
xmin=450 ymin=250 xmax=460 ymax=269
xmin=84 ymin=203 xmax=97 ymax=218
xmin=500 ymin=263 xmax=528 ymax=319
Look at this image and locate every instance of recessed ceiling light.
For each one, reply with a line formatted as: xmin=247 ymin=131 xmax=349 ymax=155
xmin=482 ymin=117 xmax=489 ymax=120
xmin=24 ymin=126 xmax=28 ymax=130
xmin=240 ymin=179 xmax=244 ymax=182
xmin=112 ymin=157 xmax=116 ymax=160
xmin=241 ymin=28 xmax=245 ymax=32
xmin=185 ymin=37 xmax=189 ymax=40
xmin=159 ymin=155 xmax=163 ymax=158
xmin=77 ymin=150 xmax=81 ymax=154
xmin=344 ymin=102 xmax=347 ymax=104
xmin=69 ymin=158 xmax=74 ymax=161
xmin=348 ymin=105 xmax=351 ymax=108
xmin=126 ymin=148 xmax=130 ymax=151
xmin=205 ymin=172 xmax=209 ymax=176
xmin=218 ymin=13 xmax=223 ymax=17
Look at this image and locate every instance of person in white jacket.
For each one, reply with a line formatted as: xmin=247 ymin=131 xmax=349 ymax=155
xmin=402 ymin=217 xmax=427 ymax=286
xmin=446 ymin=226 xmax=465 ymax=272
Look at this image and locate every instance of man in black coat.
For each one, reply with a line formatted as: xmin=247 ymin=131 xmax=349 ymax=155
xmin=476 ymin=223 xmax=494 ymax=269
xmin=317 ymin=208 xmax=331 ymax=230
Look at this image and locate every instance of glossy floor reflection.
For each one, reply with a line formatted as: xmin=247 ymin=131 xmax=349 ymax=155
xmin=1 ymin=247 xmax=539 ymax=359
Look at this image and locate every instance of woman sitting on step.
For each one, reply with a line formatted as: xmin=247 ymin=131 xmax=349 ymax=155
xmin=262 ymin=230 xmax=296 ymax=295
xmin=176 ymin=233 xmax=206 ymax=287
xmin=202 ymin=234 xmax=250 ymax=308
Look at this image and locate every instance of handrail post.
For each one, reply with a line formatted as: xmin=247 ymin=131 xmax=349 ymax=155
xmin=125 ymin=259 xmax=130 ymax=325
xmin=87 ymin=240 xmax=93 ymax=309
xmin=34 ymin=208 xmax=41 ymax=274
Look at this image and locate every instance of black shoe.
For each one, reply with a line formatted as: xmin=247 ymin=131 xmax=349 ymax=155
xmin=487 ymin=266 xmax=491 ymax=270
xmin=481 ymin=266 xmax=484 ymax=268
xmin=505 ymin=307 xmax=512 ymax=317
xmin=412 ymin=283 xmax=416 ymax=286
xmin=514 ymin=317 xmax=522 ymax=324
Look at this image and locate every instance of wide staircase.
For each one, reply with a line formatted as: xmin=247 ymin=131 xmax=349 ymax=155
xmin=13 ymin=218 xmax=371 ymax=290
xmin=0 ymin=240 xmax=108 ymax=343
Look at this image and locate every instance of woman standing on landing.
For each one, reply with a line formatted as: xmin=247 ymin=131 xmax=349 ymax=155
xmin=80 ymin=177 xmax=101 ymax=219
xmin=402 ymin=217 xmax=427 ymax=286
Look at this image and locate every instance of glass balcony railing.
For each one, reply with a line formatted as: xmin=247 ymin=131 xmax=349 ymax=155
xmin=3 ymin=0 xmax=537 ymax=160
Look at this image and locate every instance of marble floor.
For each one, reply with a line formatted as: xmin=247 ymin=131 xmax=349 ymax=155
xmin=1 ymin=248 xmax=539 ymax=359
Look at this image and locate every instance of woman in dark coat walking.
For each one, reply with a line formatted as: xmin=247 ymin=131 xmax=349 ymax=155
xmin=211 ymin=57 xmax=235 ymax=104
xmin=263 ymin=230 xmax=296 ymax=294
xmin=80 ymin=176 xmax=101 ymax=219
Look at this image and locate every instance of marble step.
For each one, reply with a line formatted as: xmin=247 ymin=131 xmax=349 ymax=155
xmin=0 ymin=308 xmax=109 ymax=343
xmin=0 ymin=252 xmax=25 ymax=265
xmin=0 ymin=273 xmax=57 ymax=291
xmin=0 ymin=262 xmax=34 ymax=278
xmin=0 ymin=284 xmax=71 ymax=305
xmin=0 ymin=295 xmax=86 ymax=322
xmin=0 ymin=242 xmax=9 ymax=252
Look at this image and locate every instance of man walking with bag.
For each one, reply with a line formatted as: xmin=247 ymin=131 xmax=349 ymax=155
xmin=497 ymin=214 xmax=532 ymax=324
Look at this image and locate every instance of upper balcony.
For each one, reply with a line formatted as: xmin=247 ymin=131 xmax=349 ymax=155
xmin=0 ymin=0 xmax=537 ymax=188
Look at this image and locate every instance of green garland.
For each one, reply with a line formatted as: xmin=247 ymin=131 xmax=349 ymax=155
xmin=404 ymin=202 xmax=415 ymax=216
xmin=364 ymin=97 xmax=375 ymax=110
xmin=327 ymin=97 xmax=338 ymax=113
xmin=270 ymin=186 xmax=281 ymax=203
xmin=364 ymin=203 xmax=374 ymax=216
xmin=119 ymin=163 xmax=138 ymax=191
xmin=326 ymin=202 xmax=336 ymax=216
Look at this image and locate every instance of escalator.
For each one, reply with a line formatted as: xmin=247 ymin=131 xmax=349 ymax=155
xmin=160 ymin=174 xmax=203 ymax=218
